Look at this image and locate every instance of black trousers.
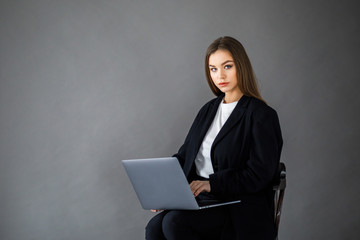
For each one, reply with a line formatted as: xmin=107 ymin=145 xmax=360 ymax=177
xmin=145 ymin=207 xmax=229 ymax=240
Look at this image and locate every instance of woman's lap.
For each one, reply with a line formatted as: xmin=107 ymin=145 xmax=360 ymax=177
xmin=145 ymin=207 xmax=228 ymax=240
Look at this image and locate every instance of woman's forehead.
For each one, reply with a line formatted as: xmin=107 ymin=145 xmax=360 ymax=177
xmin=209 ymin=49 xmax=234 ymax=65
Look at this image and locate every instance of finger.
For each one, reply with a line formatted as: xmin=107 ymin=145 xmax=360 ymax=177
xmin=189 ymin=180 xmax=200 ymax=189
xmin=191 ymin=183 xmax=203 ymax=195
xmin=150 ymin=209 xmax=162 ymax=213
xmin=193 ymin=187 xmax=201 ymax=197
xmin=194 ymin=182 xmax=211 ymax=196
xmin=190 ymin=181 xmax=203 ymax=190
xmin=192 ymin=183 xmax=204 ymax=196
xmin=193 ymin=185 xmax=206 ymax=197
xmin=190 ymin=181 xmax=209 ymax=196
xmin=189 ymin=181 xmax=200 ymax=193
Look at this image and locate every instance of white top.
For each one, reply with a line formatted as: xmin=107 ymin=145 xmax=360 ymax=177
xmin=195 ymin=99 xmax=238 ymax=178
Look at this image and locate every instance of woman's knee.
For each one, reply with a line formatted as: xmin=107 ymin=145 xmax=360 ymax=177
xmin=162 ymin=211 xmax=195 ymax=239
xmin=145 ymin=212 xmax=167 ymax=240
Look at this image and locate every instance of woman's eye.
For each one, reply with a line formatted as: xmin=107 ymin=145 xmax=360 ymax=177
xmin=224 ymin=65 xmax=232 ymax=69
xmin=210 ymin=68 xmax=217 ymax=72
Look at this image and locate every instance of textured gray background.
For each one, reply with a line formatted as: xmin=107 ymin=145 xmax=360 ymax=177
xmin=1 ymin=0 xmax=359 ymax=239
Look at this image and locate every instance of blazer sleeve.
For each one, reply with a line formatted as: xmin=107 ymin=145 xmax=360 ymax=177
xmin=209 ymin=106 xmax=283 ymax=196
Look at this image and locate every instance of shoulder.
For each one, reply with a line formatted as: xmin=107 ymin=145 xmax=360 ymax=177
xmin=246 ymin=97 xmax=279 ymax=122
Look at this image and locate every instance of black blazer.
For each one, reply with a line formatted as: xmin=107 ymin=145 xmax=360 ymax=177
xmin=173 ymin=94 xmax=283 ymax=239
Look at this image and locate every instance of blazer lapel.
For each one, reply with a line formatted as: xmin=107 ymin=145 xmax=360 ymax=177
xmin=196 ymin=95 xmax=223 ymax=148
xmin=212 ymin=95 xmax=250 ymax=148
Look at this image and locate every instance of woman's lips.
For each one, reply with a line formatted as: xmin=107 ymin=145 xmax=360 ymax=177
xmin=219 ymin=82 xmax=229 ymax=87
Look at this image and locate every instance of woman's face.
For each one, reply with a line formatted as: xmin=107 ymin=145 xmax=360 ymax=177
xmin=208 ymin=49 xmax=240 ymax=95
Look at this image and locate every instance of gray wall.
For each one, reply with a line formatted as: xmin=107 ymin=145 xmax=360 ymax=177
xmin=1 ymin=0 xmax=359 ymax=239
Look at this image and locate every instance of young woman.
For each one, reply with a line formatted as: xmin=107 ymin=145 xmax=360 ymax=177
xmin=146 ymin=36 xmax=283 ymax=240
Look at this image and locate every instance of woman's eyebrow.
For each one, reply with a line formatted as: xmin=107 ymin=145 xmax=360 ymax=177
xmin=209 ymin=60 xmax=234 ymax=67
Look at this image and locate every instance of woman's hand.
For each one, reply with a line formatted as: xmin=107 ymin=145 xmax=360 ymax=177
xmin=189 ymin=180 xmax=211 ymax=197
xmin=150 ymin=209 xmax=163 ymax=213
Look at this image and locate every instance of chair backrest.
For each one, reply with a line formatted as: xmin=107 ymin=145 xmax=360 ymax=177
xmin=273 ymin=162 xmax=286 ymax=239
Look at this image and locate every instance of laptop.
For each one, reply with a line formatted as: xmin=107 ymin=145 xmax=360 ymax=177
xmin=122 ymin=157 xmax=241 ymax=210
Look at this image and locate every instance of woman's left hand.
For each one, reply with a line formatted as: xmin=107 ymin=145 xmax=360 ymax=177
xmin=189 ymin=180 xmax=211 ymax=197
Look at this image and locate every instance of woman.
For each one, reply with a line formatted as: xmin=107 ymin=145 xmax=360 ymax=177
xmin=146 ymin=36 xmax=283 ymax=239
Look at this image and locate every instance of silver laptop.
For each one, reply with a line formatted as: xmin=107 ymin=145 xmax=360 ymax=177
xmin=122 ymin=157 xmax=241 ymax=210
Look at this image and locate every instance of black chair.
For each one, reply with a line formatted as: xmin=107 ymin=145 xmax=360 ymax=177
xmin=273 ymin=162 xmax=286 ymax=240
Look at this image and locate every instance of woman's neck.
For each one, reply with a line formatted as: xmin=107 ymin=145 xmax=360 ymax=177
xmin=224 ymin=92 xmax=243 ymax=103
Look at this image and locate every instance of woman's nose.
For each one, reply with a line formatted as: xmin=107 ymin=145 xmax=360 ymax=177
xmin=218 ymin=69 xmax=226 ymax=79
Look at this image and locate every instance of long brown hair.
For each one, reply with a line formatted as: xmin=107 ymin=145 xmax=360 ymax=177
xmin=205 ymin=36 xmax=265 ymax=103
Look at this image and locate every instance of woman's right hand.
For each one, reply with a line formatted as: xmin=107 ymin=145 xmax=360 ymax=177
xmin=150 ymin=209 xmax=162 ymax=213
